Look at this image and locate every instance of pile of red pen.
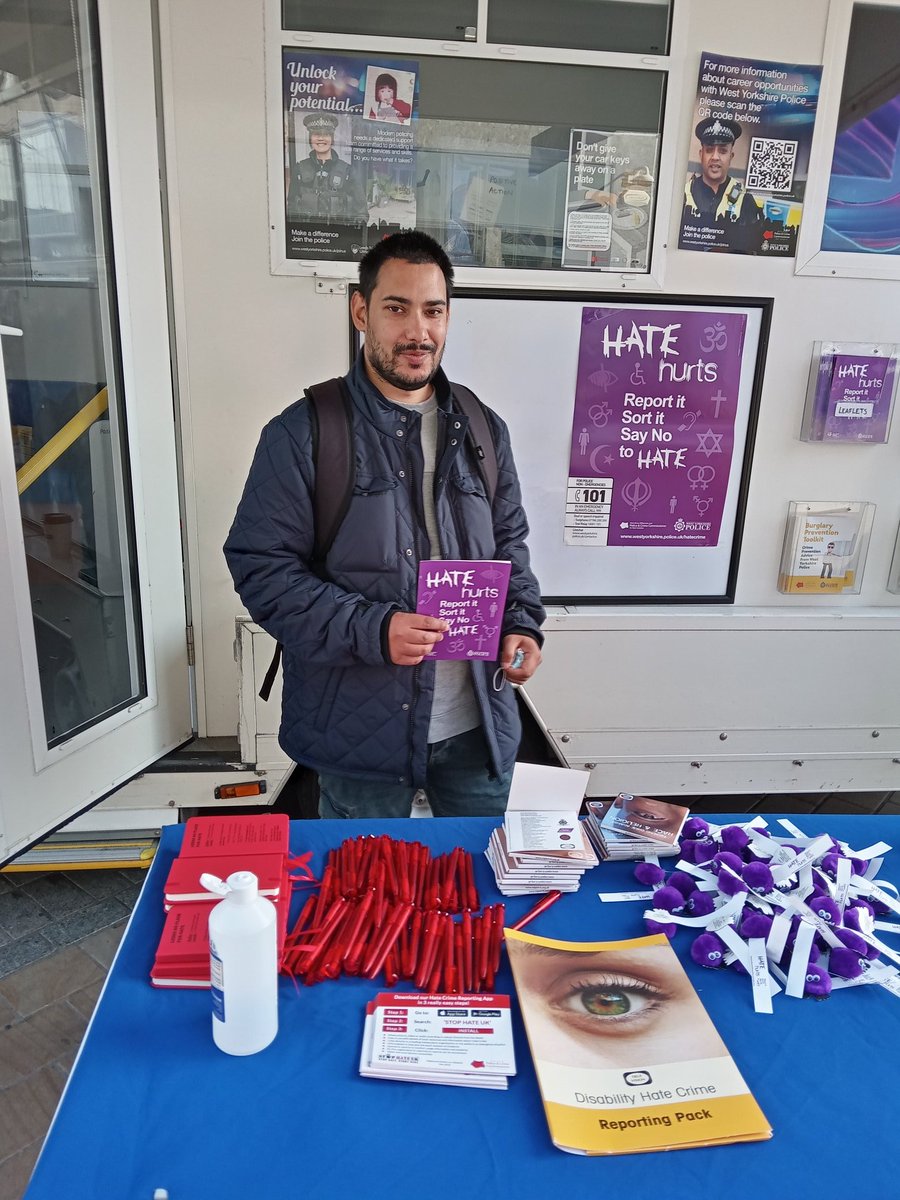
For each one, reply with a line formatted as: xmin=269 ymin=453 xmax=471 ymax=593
xmin=281 ymin=835 xmax=505 ymax=992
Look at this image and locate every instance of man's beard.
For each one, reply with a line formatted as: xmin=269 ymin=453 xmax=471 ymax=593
xmin=365 ymin=336 xmax=443 ymax=392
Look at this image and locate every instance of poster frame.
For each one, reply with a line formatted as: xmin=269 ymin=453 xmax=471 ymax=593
xmin=349 ymin=288 xmax=772 ymax=605
xmin=795 ymin=0 xmax=900 ymax=281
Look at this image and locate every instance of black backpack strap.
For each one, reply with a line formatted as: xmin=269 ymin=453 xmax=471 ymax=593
xmin=449 ymin=382 xmax=498 ymax=504
xmin=258 ymin=642 xmax=282 ymax=702
xmin=306 ymin=377 xmax=357 ymax=561
xmin=259 ymin=377 xmax=355 ymax=701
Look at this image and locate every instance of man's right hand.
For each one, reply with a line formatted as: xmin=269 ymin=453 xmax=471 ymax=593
xmin=388 ymin=612 xmax=449 ymax=666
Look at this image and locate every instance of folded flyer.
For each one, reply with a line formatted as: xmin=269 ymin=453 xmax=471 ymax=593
xmin=416 ymin=559 xmax=511 ymax=661
xmin=506 ymin=929 xmax=771 ymax=1155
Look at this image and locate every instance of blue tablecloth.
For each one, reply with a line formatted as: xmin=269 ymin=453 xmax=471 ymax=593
xmin=26 ymin=814 xmax=900 ymax=1200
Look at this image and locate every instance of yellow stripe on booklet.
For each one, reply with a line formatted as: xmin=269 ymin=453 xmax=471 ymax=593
xmin=505 ymin=929 xmax=772 ymax=1155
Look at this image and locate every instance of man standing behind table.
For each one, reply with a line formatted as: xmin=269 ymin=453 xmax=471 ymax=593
xmin=224 ymin=231 xmax=545 ymax=818
xmin=680 ymin=117 xmax=763 ymax=254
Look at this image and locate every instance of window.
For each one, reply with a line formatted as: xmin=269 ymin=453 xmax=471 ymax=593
xmin=268 ymin=2 xmax=672 ymax=283
xmin=796 ymin=0 xmax=900 ymax=278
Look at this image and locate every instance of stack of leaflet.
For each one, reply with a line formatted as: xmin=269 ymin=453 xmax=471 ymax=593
xmin=486 ymin=810 xmax=598 ymax=896
xmin=150 ymin=813 xmax=293 ymax=988
xmin=360 ymin=992 xmax=516 ymax=1089
xmin=583 ymin=794 xmax=689 ymax=861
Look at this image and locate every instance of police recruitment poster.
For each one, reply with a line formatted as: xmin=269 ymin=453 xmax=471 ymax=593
xmin=679 ymin=51 xmax=822 ymax=256
xmin=282 ymin=51 xmax=418 ymax=261
xmin=565 ymin=307 xmax=746 ymax=548
xmin=562 ymin=130 xmax=658 ymax=271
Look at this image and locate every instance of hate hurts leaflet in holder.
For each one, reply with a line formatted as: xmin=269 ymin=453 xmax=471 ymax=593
xmin=416 ymin=560 xmax=511 ymax=661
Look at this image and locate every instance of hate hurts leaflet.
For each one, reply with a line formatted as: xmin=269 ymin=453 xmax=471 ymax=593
xmin=416 ymin=560 xmax=511 ymax=661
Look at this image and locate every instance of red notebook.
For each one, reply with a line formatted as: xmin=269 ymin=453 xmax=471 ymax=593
xmin=150 ymin=870 xmax=292 ymax=989
xmin=179 ymin=813 xmax=289 ymax=857
xmin=163 ymin=852 xmax=285 ymax=904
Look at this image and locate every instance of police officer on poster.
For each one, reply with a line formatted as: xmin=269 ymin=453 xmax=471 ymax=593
xmin=682 ymin=117 xmax=763 ymax=254
xmin=287 ymin=113 xmax=369 ymax=225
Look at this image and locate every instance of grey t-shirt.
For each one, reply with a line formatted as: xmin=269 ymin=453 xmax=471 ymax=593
xmin=403 ymin=394 xmax=481 ymax=743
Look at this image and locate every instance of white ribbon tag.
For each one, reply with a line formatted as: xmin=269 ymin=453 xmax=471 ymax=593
xmin=770 ymin=835 xmax=833 ymax=885
xmin=766 ymin=912 xmax=792 ymax=962
xmin=865 ymin=857 xmax=885 ymax=881
xmin=597 ymin=891 xmax=655 ymax=903
xmin=785 ymin=921 xmax=816 ymax=998
xmin=642 ymin=890 xmax=745 ymax=931
xmin=873 ymin=920 xmax=900 ymax=934
xmin=834 ymin=857 xmax=852 ymax=917
xmin=778 ymin=819 xmax=808 ymax=839
xmin=748 ymin=833 xmax=793 ymax=865
xmin=748 ymin=937 xmax=776 ymax=1013
xmin=853 ymin=879 xmax=900 ymax=918
xmin=851 ymin=841 xmax=892 ymax=860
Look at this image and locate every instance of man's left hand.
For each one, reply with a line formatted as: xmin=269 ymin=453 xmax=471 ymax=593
xmin=500 ymin=634 xmax=542 ymax=686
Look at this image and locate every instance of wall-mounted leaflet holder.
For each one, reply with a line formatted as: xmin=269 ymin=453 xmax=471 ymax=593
xmin=887 ymin=524 xmax=900 ymax=596
xmin=800 ymin=343 xmax=899 ymax=443
xmin=778 ymin=501 xmax=875 ymax=596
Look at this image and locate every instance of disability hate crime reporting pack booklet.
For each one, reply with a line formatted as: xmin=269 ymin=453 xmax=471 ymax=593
xmin=416 ymin=560 xmax=511 ymax=661
xmin=505 ymin=929 xmax=771 ymax=1155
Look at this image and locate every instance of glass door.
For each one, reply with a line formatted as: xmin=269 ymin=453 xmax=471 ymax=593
xmin=0 ymin=0 xmax=192 ymax=862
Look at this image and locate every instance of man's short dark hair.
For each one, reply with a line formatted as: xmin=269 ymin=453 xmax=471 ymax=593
xmin=358 ymin=231 xmax=454 ymax=305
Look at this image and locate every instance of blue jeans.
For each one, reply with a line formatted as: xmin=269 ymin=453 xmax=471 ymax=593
xmin=317 ymin=726 xmax=512 ymax=819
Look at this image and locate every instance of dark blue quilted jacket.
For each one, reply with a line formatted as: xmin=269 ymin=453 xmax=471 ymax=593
xmin=224 ymin=358 xmax=545 ymax=787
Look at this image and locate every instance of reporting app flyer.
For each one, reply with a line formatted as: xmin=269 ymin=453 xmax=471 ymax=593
xmin=371 ymin=993 xmax=515 ymax=1074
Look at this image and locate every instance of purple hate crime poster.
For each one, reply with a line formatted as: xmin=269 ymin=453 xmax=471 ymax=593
xmin=566 ymin=307 xmax=747 ymax=548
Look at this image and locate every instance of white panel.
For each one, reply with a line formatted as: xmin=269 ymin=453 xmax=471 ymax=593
xmin=160 ymin=0 xmax=900 ymax=762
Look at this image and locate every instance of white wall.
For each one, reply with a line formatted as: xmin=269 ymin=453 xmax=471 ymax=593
xmin=160 ymin=0 xmax=900 ymax=765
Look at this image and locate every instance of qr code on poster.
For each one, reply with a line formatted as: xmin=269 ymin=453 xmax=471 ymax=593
xmin=746 ymin=137 xmax=798 ymax=193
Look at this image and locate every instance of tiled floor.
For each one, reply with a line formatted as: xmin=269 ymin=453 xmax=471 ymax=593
xmin=3 ymin=791 xmax=900 ymax=1199
xmin=0 ymin=869 xmax=143 ymax=1200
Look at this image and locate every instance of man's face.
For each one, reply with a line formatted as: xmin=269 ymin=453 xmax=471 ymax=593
xmin=699 ymin=140 xmax=734 ymax=187
xmin=350 ymin=259 xmax=449 ymax=402
xmin=310 ymin=132 xmax=333 ymax=158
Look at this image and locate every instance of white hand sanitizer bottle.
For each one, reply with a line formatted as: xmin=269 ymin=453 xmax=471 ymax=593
xmin=200 ymin=870 xmax=278 ymax=1056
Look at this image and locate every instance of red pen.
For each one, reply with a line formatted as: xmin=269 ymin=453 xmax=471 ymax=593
xmin=363 ymin=902 xmax=413 ymax=979
xmin=404 ymin=909 xmax=423 ymax=979
xmin=415 ymin=913 xmax=440 ymax=989
xmin=461 ymin=909 xmax=473 ymax=992
xmin=382 ymin=836 xmax=399 ymax=900
xmin=464 ymin=851 xmax=479 ymax=912
xmin=510 ymin=889 xmax=563 ymax=932
xmin=477 ymin=908 xmax=491 ymax=988
xmin=339 ymin=890 xmax=373 ymax=971
xmin=485 ymin=904 xmax=505 ymax=991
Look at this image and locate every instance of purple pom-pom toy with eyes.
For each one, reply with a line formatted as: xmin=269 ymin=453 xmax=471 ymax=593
xmin=666 ymin=870 xmax=697 ymax=899
xmin=803 ymin=962 xmax=832 ymax=998
xmin=645 ymin=917 xmax=677 ymax=939
xmin=634 ymin=861 xmax=667 ymax=888
xmin=681 ymin=817 xmax=710 ymax=842
xmin=807 ymin=893 xmax=841 ymax=927
xmin=690 ymin=932 xmax=727 ymax=969
xmin=742 ymin=861 xmax=775 ymax=894
xmin=653 ymin=885 xmax=688 ymax=915
xmin=718 ymin=869 xmax=748 ymax=897
xmin=720 ymin=825 xmax=751 ymax=854
xmin=829 ymin=947 xmax=865 ymax=979
xmin=713 ymin=851 xmax=744 ymax=875
xmin=740 ymin=912 xmax=773 ymax=940
xmin=686 ymin=890 xmax=716 ymax=917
